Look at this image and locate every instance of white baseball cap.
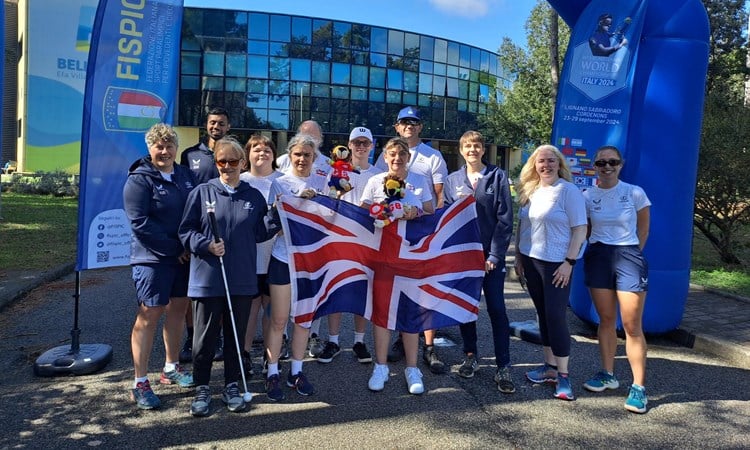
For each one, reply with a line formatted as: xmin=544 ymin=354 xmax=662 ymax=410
xmin=349 ymin=127 xmax=373 ymax=142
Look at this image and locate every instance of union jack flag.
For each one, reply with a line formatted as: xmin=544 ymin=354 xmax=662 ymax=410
xmin=277 ymin=195 xmax=486 ymax=333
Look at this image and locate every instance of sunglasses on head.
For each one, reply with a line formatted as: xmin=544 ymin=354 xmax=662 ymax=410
xmin=594 ymin=159 xmax=622 ymax=168
xmin=398 ymin=119 xmax=420 ymax=126
xmin=216 ymin=159 xmax=241 ymax=167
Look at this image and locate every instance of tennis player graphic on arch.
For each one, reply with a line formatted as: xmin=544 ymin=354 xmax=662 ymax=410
xmin=546 ymin=0 xmax=710 ymax=333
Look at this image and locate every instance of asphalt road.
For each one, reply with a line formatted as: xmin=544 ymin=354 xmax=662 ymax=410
xmin=1 ymin=267 xmax=748 ymax=449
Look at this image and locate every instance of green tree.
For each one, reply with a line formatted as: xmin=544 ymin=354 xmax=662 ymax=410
xmin=481 ymin=1 xmax=569 ymax=148
xmin=693 ymin=0 xmax=749 ymax=264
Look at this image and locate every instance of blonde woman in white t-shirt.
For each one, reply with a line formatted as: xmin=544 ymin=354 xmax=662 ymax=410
xmin=581 ymin=145 xmax=651 ymax=414
xmin=514 ymin=144 xmax=587 ymax=401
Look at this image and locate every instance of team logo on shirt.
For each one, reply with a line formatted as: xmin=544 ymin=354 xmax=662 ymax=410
xmin=486 ymin=185 xmax=494 ymax=194
xmin=204 ymin=200 xmax=216 ymax=213
xmin=155 ymin=184 xmax=167 ymax=195
xmin=184 ymin=181 xmax=194 ymax=190
xmin=243 ymin=201 xmax=254 ymax=211
xmin=192 ymin=159 xmax=201 ymax=170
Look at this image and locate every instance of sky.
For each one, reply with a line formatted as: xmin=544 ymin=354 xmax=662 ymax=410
xmin=184 ymin=0 xmax=538 ymax=53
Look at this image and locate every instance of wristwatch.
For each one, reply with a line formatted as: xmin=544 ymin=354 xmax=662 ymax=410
xmin=564 ymin=257 xmax=577 ymax=266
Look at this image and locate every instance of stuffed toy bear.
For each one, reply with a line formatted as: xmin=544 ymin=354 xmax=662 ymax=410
xmin=328 ymin=145 xmax=360 ymax=198
xmin=369 ymin=174 xmax=407 ymax=228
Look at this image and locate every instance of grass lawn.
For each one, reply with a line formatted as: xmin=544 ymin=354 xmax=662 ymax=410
xmin=0 ymin=193 xmax=78 ymax=271
xmin=1 ymin=192 xmax=749 ymax=297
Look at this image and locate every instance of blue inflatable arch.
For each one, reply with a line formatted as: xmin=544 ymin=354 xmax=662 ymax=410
xmin=546 ymin=0 xmax=710 ymax=332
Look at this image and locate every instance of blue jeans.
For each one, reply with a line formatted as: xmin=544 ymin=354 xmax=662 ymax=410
xmin=459 ymin=266 xmax=511 ymax=368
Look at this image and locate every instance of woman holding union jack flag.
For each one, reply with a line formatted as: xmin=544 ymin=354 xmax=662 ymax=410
xmin=360 ymin=137 xmax=435 ymax=395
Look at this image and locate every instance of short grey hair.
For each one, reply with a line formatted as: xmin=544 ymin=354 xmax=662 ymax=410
xmin=214 ymin=136 xmax=245 ymax=161
xmin=287 ymin=134 xmax=318 ymax=153
xmin=144 ymin=123 xmax=178 ymax=147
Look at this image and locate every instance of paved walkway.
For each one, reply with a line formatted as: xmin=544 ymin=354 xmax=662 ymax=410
xmin=1 ymin=262 xmax=749 ymax=367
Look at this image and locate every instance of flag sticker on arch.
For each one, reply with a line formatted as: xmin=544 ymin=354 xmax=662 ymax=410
xmin=277 ymin=195 xmax=486 ymax=333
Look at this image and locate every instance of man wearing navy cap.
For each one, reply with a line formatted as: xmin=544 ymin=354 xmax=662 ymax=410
xmin=375 ymin=106 xmax=449 ymax=375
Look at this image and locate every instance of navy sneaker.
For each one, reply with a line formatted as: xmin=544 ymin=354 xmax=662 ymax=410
xmin=130 ymin=380 xmax=160 ymax=410
xmin=526 ymin=363 xmax=558 ymax=384
xmin=287 ymin=371 xmax=314 ymax=396
xmin=265 ymin=374 xmax=285 ymax=402
xmin=554 ymin=375 xmax=576 ymax=401
xmin=190 ymin=385 xmax=211 ymax=417
xmin=222 ymin=382 xmax=246 ymax=412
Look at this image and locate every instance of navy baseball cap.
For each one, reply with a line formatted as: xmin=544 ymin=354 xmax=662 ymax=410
xmin=397 ymin=106 xmax=421 ymax=122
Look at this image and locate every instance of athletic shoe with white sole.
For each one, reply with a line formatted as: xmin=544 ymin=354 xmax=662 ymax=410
xmin=583 ymin=370 xmax=620 ymax=392
xmin=222 ymin=382 xmax=246 ymax=412
xmin=160 ymin=364 xmax=195 ymax=387
xmin=526 ymin=363 xmax=558 ymax=384
xmin=287 ymin=371 xmax=314 ymax=396
xmin=265 ymin=374 xmax=285 ymax=402
xmin=494 ymin=366 xmax=516 ymax=394
xmin=624 ymin=384 xmax=648 ymax=413
xmin=553 ymin=375 xmax=576 ymax=401
xmin=190 ymin=385 xmax=211 ymax=417
xmin=405 ymin=367 xmax=424 ymax=395
xmin=458 ymin=354 xmax=478 ymax=378
xmin=352 ymin=342 xmax=372 ymax=363
xmin=317 ymin=342 xmax=341 ymax=363
xmin=131 ymin=380 xmax=161 ymax=410
xmin=368 ymin=364 xmax=390 ymax=391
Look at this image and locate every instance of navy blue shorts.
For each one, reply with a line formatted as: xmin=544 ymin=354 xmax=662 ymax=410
xmin=132 ymin=263 xmax=189 ymax=307
xmin=583 ymin=243 xmax=648 ymax=292
xmin=267 ymin=256 xmax=291 ymax=286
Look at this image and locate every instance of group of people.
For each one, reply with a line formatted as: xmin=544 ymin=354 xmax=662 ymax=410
xmin=123 ymin=104 xmax=651 ymax=417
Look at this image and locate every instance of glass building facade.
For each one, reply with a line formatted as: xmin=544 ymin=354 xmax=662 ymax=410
xmin=178 ymin=8 xmax=512 ymax=168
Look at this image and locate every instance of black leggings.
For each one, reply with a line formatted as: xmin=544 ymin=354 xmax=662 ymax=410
xmin=521 ymin=256 xmax=571 ymax=358
xmin=192 ymin=295 xmax=252 ymax=387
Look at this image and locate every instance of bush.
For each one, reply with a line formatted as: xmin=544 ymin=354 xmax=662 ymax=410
xmin=1 ymin=171 xmax=79 ymax=197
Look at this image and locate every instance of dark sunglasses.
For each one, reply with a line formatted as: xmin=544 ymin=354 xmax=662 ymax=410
xmin=398 ymin=119 xmax=421 ymax=126
xmin=594 ymin=159 xmax=622 ymax=168
xmin=216 ymin=159 xmax=241 ymax=167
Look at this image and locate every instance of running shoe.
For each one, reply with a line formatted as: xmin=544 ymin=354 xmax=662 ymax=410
xmin=458 ymin=354 xmax=478 ymax=378
xmin=317 ymin=342 xmax=341 ymax=363
xmin=160 ymin=364 xmax=195 ymax=387
xmin=352 ymin=342 xmax=373 ymax=363
xmin=405 ymin=367 xmax=424 ymax=395
xmin=387 ymin=337 xmax=405 ymax=362
xmin=368 ymin=364 xmax=390 ymax=392
xmin=583 ymin=370 xmax=620 ymax=392
xmin=307 ymin=334 xmax=324 ymax=358
xmin=423 ymin=345 xmax=446 ymax=374
xmin=525 ymin=363 xmax=558 ymax=384
xmin=222 ymin=382 xmax=246 ymax=412
xmin=494 ymin=366 xmax=516 ymax=394
xmin=190 ymin=385 xmax=211 ymax=417
xmin=131 ymin=380 xmax=160 ymax=410
xmin=554 ymin=375 xmax=576 ymax=401
xmin=624 ymin=384 xmax=648 ymax=413
xmin=287 ymin=371 xmax=315 ymax=396
xmin=265 ymin=374 xmax=285 ymax=402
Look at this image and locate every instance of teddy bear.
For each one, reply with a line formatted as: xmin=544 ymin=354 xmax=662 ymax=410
xmin=369 ymin=174 xmax=407 ymax=228
xmin=328 ymin=145 xmax=360 ymax=198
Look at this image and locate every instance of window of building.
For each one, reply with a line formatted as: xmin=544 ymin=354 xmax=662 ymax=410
xmin=351 ymin=65 xmax=368 ymax=86
xmin=419 ymin=73 xmax=433 ymax=94
xmin=248 ymin=55 xmax=268 ymax=78
xmin=371 ymin=27 xmax=387 ymax=53
xmin=370 ymin=67 xmax=386 ymax=88
xmin=249 ymin=13 xmax=269 ymax=40
xmin=447 ymin=42 xmax=459 ymax=66
xmin=270 ymin=15 xmax=290 ymax=42
xmin=248 ymin=40 xmax=268 ymax=55
xmin=226 ymin=53 xmax=246 ymax=77
xmin=332 ymin=63 xmax=350 ymax=84
xmin=292 ymin=17 xmax=311 ymax=43
xmin=311 ymin=61 xmax=330 ymax=83
xmin=269 ymin=57 xmax=289 ymax=80
xmin=204 ymin=52 xmax=224 ymax=76
xmin=334 ymin=22 xmax=351 ymax=48
xmin=434 ymin=39 xmax=448 ymax=63
xmin=388 ymin=30 xmax=404 ymax=56
xmin=403 ymin=72 xmax=418 ymax=92
xmin=313 ymin=19 xmax=333 ymax=48
xmin=420 ymin=36 xmax=434 ymax=60
xmin=387 ymin=69 xmax=403 ymax=90
xmin=181 ymin=53 xmax=200 ymax=75
xmin=290 ymin=59 xmax=311 ymax=81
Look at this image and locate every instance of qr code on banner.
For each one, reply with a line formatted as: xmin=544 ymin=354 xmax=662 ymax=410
xmin=96 ymin=251 xmax=110 ymax=263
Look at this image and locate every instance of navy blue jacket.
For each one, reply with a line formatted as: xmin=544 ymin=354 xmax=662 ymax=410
xmin=179 ymin=179 xmax=275 ymax=298
xmin=444 ymin=164 xmax=513 ymax=265
xmin=123 ymin=157 xmax=196 ymax=265
xmin=180 ymin=142 xmax=219 ymax=184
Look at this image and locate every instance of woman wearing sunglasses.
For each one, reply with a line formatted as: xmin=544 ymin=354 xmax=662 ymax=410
xmin=179 ymin=136 xmax=276 ymax=416
xmin=581 ymin=145 xmax=651 ymax=414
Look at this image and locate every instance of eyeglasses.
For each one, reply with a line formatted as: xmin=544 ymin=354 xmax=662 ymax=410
xmin=593 ymin=159 xmax=622 ymax=168
xmin=216 ymin=159 xmax=241 ymax=167
xmin=398 ymin=119 xmax=421 ymax=127
xmin=351 ymin=139 xmax=371 ymax=147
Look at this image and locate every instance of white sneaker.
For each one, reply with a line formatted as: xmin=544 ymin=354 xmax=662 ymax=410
xmin=368 ymin=364 xmax=390 ymax=391
xmin=404 ymin=367 xmax=424 ymax=395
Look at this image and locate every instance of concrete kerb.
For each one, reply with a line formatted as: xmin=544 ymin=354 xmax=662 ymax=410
xmin=0 ymin=263 xmax=76 ymax=311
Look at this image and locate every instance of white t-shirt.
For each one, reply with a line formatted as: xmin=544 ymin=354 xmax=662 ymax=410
xmin=268 ymin=172 xmax=329 ymax=263
xmin=375 ymin=142 xmax=447 ymax=206
xmin=519 ymin=179 xmax=587 ymax=262
xmin=240 ymin=170 xmax=284 ymax=274
xmin=277 ymin=150 xmax=332 ymax=177
xmin=335 ymin=164 xmax=384 ymax=204
xmin=583 ymin=180 xmax=651 ymax=246
xmin=360 ymin=171 xmax=433 ymax=208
